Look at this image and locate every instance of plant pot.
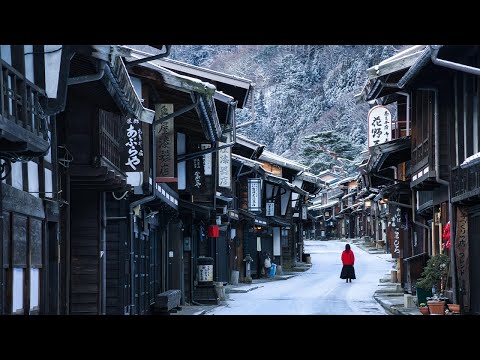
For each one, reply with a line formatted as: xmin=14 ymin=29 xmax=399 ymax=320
xmin=427 ymin=301 xmax=446 ymax=315
xmin=416 ymin=287 xmax=433 ymax=305
xmin=419 ymin=307 xmax=430 ymax=315
xmin=447 ymin=303 xmax=460 ymax=313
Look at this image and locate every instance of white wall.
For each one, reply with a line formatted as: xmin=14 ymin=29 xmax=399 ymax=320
xmin=45 ymin=168 xmax=53 ymax=198
xmin=11 ymin=162 xmax=23 ymax=190
xmin=28 ymin=161 xmax=39 ymax=198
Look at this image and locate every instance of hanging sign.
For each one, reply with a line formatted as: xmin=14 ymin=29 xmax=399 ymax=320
xmin=218 ymin=137 xmax=231 ymax=189
xmin=248 ymin=178 xmax=262 ymax=212
xmin=302 ymin=205 xmax=308 ymax=220
xmin=389 ymin=206 xmax=403 ymax=258
xmin=368 ymin=105 xmax=391 ymax=147
xmin=266 ymin=201 xmax=275 ymax=217
xmin=155 ymin=104 xmax=177 ymax=182
xmin=121 ymin=114 xmax=144 ymax=172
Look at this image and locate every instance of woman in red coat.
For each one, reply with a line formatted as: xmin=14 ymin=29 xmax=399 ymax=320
xmin=340 ymin=244 xmax=356 ymax=283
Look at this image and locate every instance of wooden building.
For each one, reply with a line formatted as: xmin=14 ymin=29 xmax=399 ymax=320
xmin=0 ymin=45 xmax=72 ymax=314
xmin=356 ymin=45 xmax=480 ymax=312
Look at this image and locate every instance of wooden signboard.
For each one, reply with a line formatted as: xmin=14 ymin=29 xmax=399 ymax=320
xmin=455 ymin=206 xmax=470 ymax=312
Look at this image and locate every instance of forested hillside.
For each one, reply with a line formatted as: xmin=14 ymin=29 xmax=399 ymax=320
xmin=169 ymin=45 xmax=405 ymax=175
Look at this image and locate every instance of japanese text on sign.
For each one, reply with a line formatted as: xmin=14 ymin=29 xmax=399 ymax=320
xmin=368 ymin=105 xmax=392 ymax=147
xmin=218 ymin=134 xmax=231 ymax=188
xmin=124 ymin=118 xmax=144 ymax=171
xmin=155 ymin=104 xmax=175 ymax=179
xmin=248 ymin=178 xmax=262 ymax=212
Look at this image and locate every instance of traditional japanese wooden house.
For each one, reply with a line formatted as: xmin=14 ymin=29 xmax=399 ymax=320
xmin=258 ymin=150 xmax=311 ymax=267
xmin=124 ymin=47 xmax=253 ymax=305
xmin=51 ymin=45 xmax=155 ymax=315
xmin=0 ymin=45 xmax=67 ymax=314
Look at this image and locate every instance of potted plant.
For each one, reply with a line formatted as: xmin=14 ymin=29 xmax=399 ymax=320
xmin=416 ymin=254 xmax=450 ymax=315
xmin=418 ymin=303 xmax=429 ymax=315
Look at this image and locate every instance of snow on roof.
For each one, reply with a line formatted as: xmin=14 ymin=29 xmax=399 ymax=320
xmin=460 ymin=151 xmax=480 ymax=169
xmin=308 ymin=199 xmax=339 ymax=211
xmin=259 ymin=150 xmax=309 ymax=172
xmin=231 ymin=153 xmax=264 ymax=169
xmin=235 ymin=134 xmax=266 ymax=149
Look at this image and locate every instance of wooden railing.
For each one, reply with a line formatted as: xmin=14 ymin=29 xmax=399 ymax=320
xmin=451 ymin=164 xmax=480 ymax=202
xmin=417 ymin=191 xmax=433 ymax=208
xmin=98 ymin=109 xmax=122 ymax=171
xmin=1 ymin=59 xmax=47 ymax=139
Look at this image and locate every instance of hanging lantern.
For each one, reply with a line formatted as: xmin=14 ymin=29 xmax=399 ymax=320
xmin=208 ymin=225 xmax=219 ymax=238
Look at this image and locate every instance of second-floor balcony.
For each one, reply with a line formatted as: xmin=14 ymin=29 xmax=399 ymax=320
xmin=451 ymin=164 xmax=480 ymax=203
xmin=1 ymin=59 xmax=49 ymax=157
xmin=69 ymin=109 xmax=127 ymax=191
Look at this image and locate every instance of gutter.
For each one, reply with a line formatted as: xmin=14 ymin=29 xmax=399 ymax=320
xmin=67 ymin=60 xmax=106 ymax=85
xmin=126 ymin=46 xmax=170 ymax=314
xmin=430 ymin=45 xmax=480 ymax=76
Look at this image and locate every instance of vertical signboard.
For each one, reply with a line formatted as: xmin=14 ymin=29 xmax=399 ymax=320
xmin=455 ymin=206 xmax=470 ymax=312
xmin=218 ymin=133 xmax=231 ymax=189
xmin=266 ymin=201 xmax=275 ymax=217
xmin=190 ymin=153 xmax=205 ymax=195
xmin=201 ymin=144 xmax=212 ymax=175
xmin=248 ymin=178 xmax=262 ymax=213
xmin=389 ymin=205 xmax=403 ymax=258
xmin=155 ymin=104 xmax=176 ymax=182
xmin=302 ymin=205 xmax=308 ymax=220
xmin=368 ymin=105 xmax=392 ymax=147
xmin=122 ymin=116 xmax=144 ymax=172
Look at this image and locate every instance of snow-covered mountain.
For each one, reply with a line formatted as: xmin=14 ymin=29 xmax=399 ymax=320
xmin=169 ymin=45 xmax=405 ymax=174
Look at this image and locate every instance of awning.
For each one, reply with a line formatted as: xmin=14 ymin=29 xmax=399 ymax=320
xmin=216 ymin=192 xmax=233 ymax=203
xmin=238 ymin=208 xmax=256 ymax=220
xmin=295 ymin=171 xmax=324 ymax=186
xmin=269 ymin=217 xmax=291 ymax=227
xmin=308 ymin=199 xmax=339 ymax=211
xmin=366 ymin=136 xmax=411 ymax=173
xmin=154 ymin=182 xmax=178 ymax=210
xmin=178 ymin=199 xmax=214 ymax=216
xmin=232 ymin=153 xmax=265 ymax=172
xmin=259 ymin=150 xmax=309 ymax=172
xmin=103 ymin=51 xmax=155 ymax=124
xmin=354 ymin=45 xmax=428 ymax=104
xmin=123 ymin=49 xmax=222 ymax=141
xmin=264 ymin=173 xmax=310 ymax=197
xmin=254 ymin=217 xmax=268 ymax=226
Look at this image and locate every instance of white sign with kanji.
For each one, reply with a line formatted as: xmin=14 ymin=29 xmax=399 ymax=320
xmin=368 ymin=105 xmax=392 ymax=147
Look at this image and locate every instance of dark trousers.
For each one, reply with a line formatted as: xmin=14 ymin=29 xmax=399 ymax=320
xmin=265 ymin=266 xmax=271 ymax=278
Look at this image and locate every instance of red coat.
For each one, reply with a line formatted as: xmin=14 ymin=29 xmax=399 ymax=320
xmin=341 ymin=250 xmax=355 ymax=266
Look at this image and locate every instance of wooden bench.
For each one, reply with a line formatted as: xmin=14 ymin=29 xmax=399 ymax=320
xmin=152 ymin=290 xmax=182 ymax=314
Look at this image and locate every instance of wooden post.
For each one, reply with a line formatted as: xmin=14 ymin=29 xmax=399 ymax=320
xmin=431 ymin=221 xmax=436 ymax=256
xmin=439 ymin=222 xmax=443 ymax=254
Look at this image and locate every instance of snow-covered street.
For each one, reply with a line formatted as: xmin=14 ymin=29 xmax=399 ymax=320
xmin=208 ymin=240 xmax=393 ymax=315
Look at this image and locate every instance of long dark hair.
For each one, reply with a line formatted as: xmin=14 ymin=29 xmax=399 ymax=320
xmin=345 ymin=244 xmax=351 ymax=252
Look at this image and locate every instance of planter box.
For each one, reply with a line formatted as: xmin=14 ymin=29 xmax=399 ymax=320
xmin=427 ymin=301 xmax=446 ymax=315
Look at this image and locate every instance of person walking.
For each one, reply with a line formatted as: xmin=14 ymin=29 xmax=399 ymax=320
xmin=264 ymin=253 xmax=272 ymax=279
xmin=340 ymin=244 xmax=356 ymax=283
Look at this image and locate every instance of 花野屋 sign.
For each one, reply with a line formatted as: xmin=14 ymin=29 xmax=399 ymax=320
xmin=368 ymin=105 xmax=392 ymax=147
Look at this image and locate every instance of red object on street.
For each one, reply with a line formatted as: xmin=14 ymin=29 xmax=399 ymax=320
xmin=208 ymin=225 xmax=219 ymax=238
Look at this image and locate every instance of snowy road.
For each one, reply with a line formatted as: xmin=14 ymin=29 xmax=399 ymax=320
xmin=208 ymin=240 xmax=393 ymax=315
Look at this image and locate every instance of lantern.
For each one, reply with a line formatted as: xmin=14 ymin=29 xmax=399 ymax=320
xmin=208 ymin=225 xmax=219 ymax=238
